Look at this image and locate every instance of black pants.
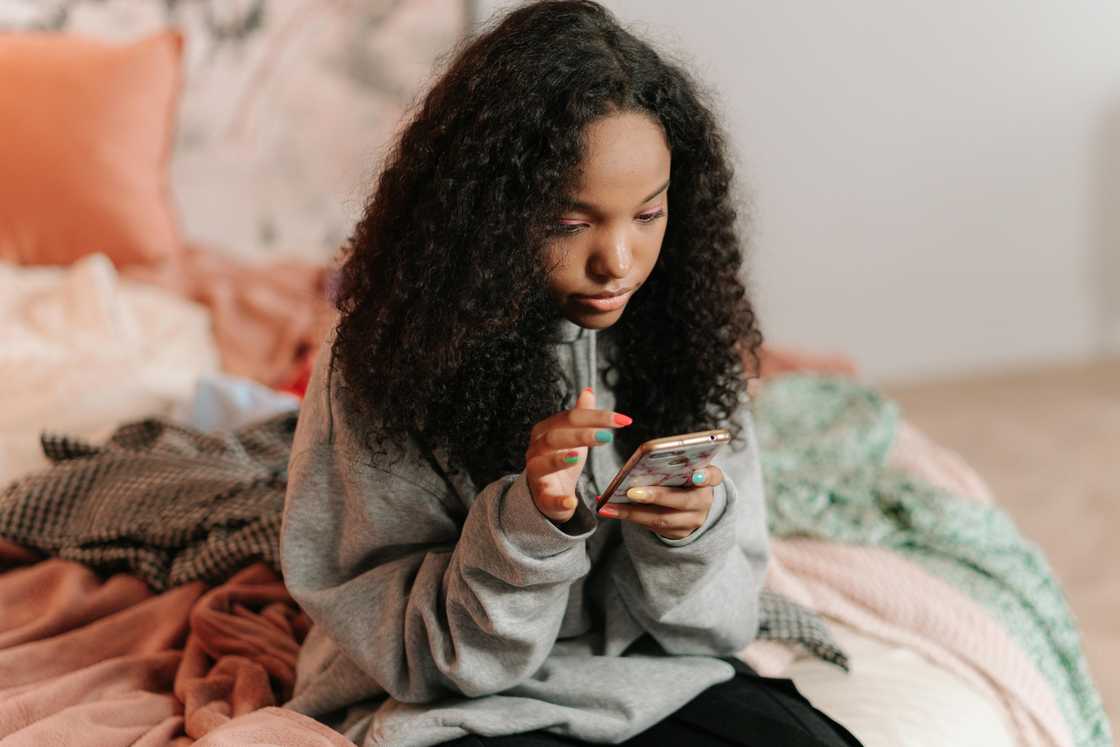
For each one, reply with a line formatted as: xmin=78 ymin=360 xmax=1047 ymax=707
xmin=441 ymin=658 xmax=863 ymax=747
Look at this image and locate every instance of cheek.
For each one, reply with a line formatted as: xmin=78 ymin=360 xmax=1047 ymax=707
xmin=641 ymin=226 xmax=668 ymax=267
xmin=544 ymin=242 xmax=581 ymax=296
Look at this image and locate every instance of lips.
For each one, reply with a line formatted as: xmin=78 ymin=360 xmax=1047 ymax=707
xmin=573 ymin=287 xmax=635 ymax=312
xmin=578 ymin=287 xmax=632 ymax=299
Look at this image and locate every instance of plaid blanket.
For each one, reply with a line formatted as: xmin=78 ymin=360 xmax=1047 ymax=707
xmin=0 ymin=413 xmax=848 ymax=672
xmin=0 ymin=415 xmax=295 ymax=592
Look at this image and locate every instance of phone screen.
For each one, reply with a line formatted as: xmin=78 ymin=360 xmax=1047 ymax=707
xmin=595 ymin=428 xmax=730 ymax=512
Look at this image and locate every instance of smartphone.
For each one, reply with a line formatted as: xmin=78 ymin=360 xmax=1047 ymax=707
xmin=594 ymin=428 xmax=731 ymax=513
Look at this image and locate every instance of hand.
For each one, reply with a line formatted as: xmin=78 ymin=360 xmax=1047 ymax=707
xmin=525 ymin=387 xmax=633 ymax=524
xmin=597 ymin=465 xmax=723 ymax=540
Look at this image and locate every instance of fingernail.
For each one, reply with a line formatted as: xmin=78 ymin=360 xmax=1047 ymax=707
xmin=582 ymin=387 xmax=593 ymax=395
xmin=627 ymin=487 xmax=653 ymax=502
xmin=691 ymin=471 xmax=706 ymax=485
xmin=612 ymin=413 xmax=633 ymax=426
xmin=595 ymin=430 xmax=613 ymax=443
xmin=562 ymin=496 xmax=578 ymax=509
xmin=563 ymin=454 xmax=580 ymax=464
xmin=599 ymin=505 xmax=620 ymax=518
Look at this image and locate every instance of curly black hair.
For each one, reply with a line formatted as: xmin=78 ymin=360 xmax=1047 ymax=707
xmin=331 ymin=0 xmax=764 ymax=490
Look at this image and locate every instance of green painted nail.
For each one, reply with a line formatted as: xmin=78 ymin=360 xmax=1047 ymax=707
xmin=563 ymin=455 xmax=580 ymax=463
xmin=692 ymin=471 xmax=706 ymax=484
xmin=595 ymin=430 xmax=613 ymax=443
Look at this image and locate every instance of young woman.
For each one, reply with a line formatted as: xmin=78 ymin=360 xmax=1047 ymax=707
xmin=280 ymin=2 xmax=863 ymax=745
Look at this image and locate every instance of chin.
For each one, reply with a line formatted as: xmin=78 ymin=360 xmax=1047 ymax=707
xmin=570 ymin=305 xmax=625 ymax=329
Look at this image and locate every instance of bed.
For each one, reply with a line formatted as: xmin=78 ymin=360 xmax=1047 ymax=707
xmin=0 ymin=5 xmax=1111 ymax=746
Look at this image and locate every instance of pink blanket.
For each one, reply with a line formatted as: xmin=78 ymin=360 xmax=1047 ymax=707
xmin=0 ymin=541 xmax=347 ymax=746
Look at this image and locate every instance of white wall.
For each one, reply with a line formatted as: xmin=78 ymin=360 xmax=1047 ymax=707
xmin=474 ymin=0 xmax=1120 ymax=383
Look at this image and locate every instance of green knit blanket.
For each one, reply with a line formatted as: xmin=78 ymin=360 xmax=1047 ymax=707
xmin=752 ymin=373 xmax=1112 ymax=747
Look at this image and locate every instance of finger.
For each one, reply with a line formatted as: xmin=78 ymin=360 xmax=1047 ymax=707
xmin=527 ymin=388 xmax=632 ymax=442
xmin=528 ymin=413 xmax=624 ymax=448
xmin=527 ymin=424 xmax=617 ymax=456
xmin=599 ymin=503 xmax=704 ymax=536
xmin=688 ymin=465 xmax=723 ymax=488
xmin=527 ymin=448 xmax=585 ymax=473
xmin=535 ymin=492 xmax=580 ymax=522
xmin=525 ymin=456 xmax=580 ymax=520
xmin=626 ymin=484 xmax=712 ymax=511
xmin=532 ymin=387 xmax=598 ymax=438
xmin=576 ymin=385 xmax=595 ymax=411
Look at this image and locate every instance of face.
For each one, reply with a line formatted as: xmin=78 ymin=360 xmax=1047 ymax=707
xmin=545 ymin=110 xmax=671 ymax=330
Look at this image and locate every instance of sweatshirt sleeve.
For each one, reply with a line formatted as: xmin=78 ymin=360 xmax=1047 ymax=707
xmin=608 ymin=404 xmax=770 ymax=656
xmin=279 ymin=346 xmax=597 ymax=704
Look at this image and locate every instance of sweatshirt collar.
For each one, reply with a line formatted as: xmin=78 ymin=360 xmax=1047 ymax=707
xmin=551 ymin=315 xmax=586 ymax=344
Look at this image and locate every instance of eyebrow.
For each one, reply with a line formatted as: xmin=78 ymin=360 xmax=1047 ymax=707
xmin=565 ymin=177 xmax=671 ymax=214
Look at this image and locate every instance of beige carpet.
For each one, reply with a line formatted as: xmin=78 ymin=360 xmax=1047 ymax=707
xmin=881 ymin=357 xmax=1120 ymax=734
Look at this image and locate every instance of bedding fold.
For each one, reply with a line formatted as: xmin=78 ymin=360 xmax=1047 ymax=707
xmin=0 ymin=253 xmax=221 ymax=486
xmin=0 ymin=357 xmax=1106 ymax=744
xmin=752 ymin=373 xmax=1113 ymax=747
xmin=0 ymin=410 xmax=850 ymax=668
xmin=120 ymin=243 xmax=337 ymax=389
xmin=0 ymin=549 xmax=317 ymax=745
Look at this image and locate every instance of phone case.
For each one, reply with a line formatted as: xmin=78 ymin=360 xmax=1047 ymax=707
xmin=595 ymin=428 xmax=730 ymax=511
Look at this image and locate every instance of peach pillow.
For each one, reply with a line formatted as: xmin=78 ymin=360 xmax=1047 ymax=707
xmin=0 ymin=31 xmax=183 ymax=266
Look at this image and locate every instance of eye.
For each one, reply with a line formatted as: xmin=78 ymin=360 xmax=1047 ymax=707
xmin=550 ymin=221 xmax=588 ymax=236
xmin=637 ymin=209 xmax=666 ymax=224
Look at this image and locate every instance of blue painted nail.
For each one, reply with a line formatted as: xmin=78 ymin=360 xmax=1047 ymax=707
xmin=691 ymin=471 xmax=706 ymax=484
xmin=595 ymin=430 xmax=613 ymax=443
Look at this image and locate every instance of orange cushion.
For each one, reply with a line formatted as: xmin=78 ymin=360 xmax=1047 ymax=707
xmin=0 ymin=31 xmax=183 ymax=266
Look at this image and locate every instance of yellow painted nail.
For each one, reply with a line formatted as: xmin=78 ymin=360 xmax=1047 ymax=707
xmin=562 ymin=496 xmax=578 ymax=509
xmin=627 ymin=487 xmax=653 ymax=502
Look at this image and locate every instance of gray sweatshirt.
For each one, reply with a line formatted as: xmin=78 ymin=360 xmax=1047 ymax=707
xmin=279 ymin=316 xmax=771 ymax=746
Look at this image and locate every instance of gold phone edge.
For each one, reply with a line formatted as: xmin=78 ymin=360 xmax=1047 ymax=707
xmin=596 ymin=428 xmax=730 ymax=509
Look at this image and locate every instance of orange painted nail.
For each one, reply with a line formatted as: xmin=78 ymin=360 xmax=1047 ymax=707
xmin=613 ymin=413 xmax=633 ymax=426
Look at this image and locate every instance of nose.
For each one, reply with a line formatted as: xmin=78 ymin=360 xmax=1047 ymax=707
xmin=589 ymin=224 xmax=632 ymax=280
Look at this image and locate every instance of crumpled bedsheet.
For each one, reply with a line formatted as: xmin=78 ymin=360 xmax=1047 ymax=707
xmin=0 ymin=253 xmax=221 ymax=485
xmin=0 ymin=540 xmax=329 ymax=746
